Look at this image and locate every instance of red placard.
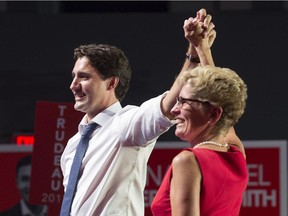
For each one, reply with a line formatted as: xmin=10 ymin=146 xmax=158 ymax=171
xmin=29 ymin=101 xmax=83 ymax=215
xmin=240 ymin=141 xmax=287 ymax=216
xmin=145 ymin=140 xmax=287 ymax=216
xmin=0 ymin=145 xmax=32 ymax=212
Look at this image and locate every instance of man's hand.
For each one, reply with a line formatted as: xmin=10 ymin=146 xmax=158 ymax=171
xmin=183 ymin=8 xmax=216 ymax=48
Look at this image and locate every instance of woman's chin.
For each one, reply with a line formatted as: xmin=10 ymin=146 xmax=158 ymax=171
xmin=175 ymin=130 xmax=184 ymax=139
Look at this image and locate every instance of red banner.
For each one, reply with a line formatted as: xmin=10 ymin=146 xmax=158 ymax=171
xmin=145 ymin=140 xmax=287 ymax=216
xmin=240 ymin=141 xmax=287 ymax=216
xmin=29 ymin=101 xmax=83 ymax=215
xmin=0 ymin=145 xmax=32 ymax=212
xmin=1 ymin=127 xmax=286 ymax=216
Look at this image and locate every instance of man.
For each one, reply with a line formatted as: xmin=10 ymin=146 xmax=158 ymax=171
xmin=60 ymin=9 xmax=216 ymax=216
xmin=0 ymin=155 xmax=48 ymax=216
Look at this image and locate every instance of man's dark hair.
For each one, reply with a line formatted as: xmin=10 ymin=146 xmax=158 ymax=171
xmin=74 ymin=44 xmax=132 ymax=102
xmin=16 ymin=155 xmax=32 ymax=175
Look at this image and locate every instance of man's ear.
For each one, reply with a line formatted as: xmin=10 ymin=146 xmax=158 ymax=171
xmin=107 ymin=77 xmax=119 ymax=90
xmin=208 ymin=106 xmax=223 ymax=125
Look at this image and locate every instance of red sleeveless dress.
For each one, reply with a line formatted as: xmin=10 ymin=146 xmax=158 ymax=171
xmin=151 ymin=146 xmax=248 ymax=216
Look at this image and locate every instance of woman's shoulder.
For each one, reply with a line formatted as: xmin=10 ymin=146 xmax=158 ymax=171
xmin=172 ymin=150 xmax=199 ymax=171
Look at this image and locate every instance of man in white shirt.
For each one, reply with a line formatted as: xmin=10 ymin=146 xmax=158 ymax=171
xmin=60 ymin=9 xmax=216 ymax=216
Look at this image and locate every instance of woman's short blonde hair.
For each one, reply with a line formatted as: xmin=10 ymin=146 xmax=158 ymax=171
xmin=182 ymin=65 xmax=247 ymax=133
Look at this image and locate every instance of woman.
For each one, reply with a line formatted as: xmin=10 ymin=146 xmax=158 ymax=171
xmin=151 ymin=65 xmax=248 ymax=216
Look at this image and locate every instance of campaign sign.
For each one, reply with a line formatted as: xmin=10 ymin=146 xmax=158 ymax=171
xmin=29 ymin=101 xmax=83 ymax=215
xmin=145 ymin=140 xmax=287 ymax=216
xmin=240 ymin=140 xmax=287 ymax=216
xmin=0 ymin=145 xmax=32 ymax=212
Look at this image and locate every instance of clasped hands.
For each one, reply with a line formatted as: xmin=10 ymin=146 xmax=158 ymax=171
xmin=184 ymin=8 xmax=216 ymax=49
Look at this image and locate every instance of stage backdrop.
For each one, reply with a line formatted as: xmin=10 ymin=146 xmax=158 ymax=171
xmin=145 ymin=140 xmax=287 ymax=216
xmin=1 ymin=140 xmax=285 ymax=215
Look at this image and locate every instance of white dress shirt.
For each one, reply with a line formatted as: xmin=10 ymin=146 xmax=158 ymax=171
xmin=20 ymin=199 xmax=48 ymax=216
xmin=61 ymin=94 xmax=173 ymax=216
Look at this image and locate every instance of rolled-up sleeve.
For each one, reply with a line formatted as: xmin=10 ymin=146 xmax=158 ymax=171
xmin=118 ymin=93 xmax=175 ymax=146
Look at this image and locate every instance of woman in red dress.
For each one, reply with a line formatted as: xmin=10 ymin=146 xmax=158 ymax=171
xmin=151 ymin=10 xmax=248 ymax=216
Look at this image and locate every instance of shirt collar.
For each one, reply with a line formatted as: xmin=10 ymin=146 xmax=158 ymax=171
xmin=20 ymin=199 xmax=32 ymax=216
xmin=20 ymin=199 xmax=48 ymax=216
xmin=79 ymin=101 xmax=122 ymax=132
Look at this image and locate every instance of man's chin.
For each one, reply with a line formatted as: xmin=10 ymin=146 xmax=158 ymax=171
xmin=74 ymin=103 xmax=86 ymax=113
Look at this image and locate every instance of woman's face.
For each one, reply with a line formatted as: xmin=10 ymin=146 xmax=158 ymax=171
xmin=171 ymin=84 xmax=212 ymax=143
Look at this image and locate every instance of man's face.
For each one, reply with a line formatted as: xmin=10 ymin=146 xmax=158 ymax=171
xmin=70 ymin=57 xmax=112 ymax=120
xmin=16 ymin=164 xmax=31 ymax=202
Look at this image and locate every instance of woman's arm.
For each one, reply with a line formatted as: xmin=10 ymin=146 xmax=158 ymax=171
xmin=170 ymin=151 xmax=202 ymax=216
xmin=161 ymin=9 xmax=216 ymax=120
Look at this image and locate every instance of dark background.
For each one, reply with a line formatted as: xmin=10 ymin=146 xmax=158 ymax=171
xmin=0 ymin=1 xmax=287 ymax=143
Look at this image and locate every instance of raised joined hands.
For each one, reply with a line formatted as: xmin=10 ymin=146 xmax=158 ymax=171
xmin=183 ymin=8 xmax=216 ymax=49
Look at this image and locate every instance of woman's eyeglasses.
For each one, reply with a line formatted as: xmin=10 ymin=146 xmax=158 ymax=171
xmin=176 ymin=96 xmax=210 ymax=107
